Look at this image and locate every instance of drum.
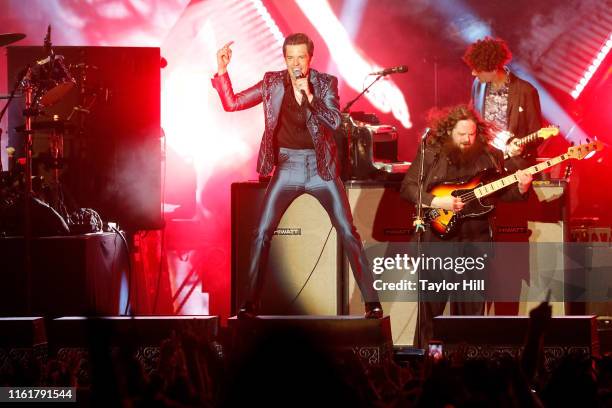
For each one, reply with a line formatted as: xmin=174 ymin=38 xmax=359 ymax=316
xmin=0 ymin=195 xmax=70 ymax=237
xmin=24 ymin=55 xmax=76 ymax=107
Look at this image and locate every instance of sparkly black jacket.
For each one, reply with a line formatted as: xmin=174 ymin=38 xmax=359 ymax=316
xmin=211 ymin=69 xmax=341 ymax=180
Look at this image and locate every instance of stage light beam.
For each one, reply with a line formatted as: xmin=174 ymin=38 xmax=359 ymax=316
xmin=571 ymin=32 xmax=612 ymax=99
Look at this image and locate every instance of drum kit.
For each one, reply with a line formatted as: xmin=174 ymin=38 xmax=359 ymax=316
xmin=0 ymin=28 xmax=101 ymax=237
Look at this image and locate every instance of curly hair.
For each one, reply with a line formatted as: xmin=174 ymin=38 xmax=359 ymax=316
xmin=463 ymin=37 xmax=512 ymax=72
xmin=426 ymin=104 xmax=493 ymax=146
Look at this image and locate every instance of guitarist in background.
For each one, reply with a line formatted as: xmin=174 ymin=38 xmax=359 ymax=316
xmin=464 ymin=37 xmax=543 ymax=170
xmin=400 ymin=105 xmax=532 ymax=347
xmin=465 ymin=37 xmax=544 ymax=316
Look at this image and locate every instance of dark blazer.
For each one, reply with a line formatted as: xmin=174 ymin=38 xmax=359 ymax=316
xmin=471 ymin=72 xmax=543 ymax=170
xmin=211 ymin=69 xmax=341 ymax=180
xmin=471 ymin=72 xmax=542 ymax=139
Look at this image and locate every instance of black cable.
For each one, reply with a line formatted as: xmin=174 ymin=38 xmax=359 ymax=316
xmin=152 ymin=128 xmax=167 ymax=314
xmin=288 ymin=225 xmax=333 ymax=308
xmin=110 ymin=226 xmax=132 ymax=315
xmin=108 ymin=230 xmax=118 ymax=312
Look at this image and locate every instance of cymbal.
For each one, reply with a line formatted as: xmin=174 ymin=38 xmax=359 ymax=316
xmin=0 ymin=33 xmax=26 ymax=47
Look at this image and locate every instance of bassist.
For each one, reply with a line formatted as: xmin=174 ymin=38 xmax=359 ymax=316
xmin=400 ymin=104 xmax=532 ymax=347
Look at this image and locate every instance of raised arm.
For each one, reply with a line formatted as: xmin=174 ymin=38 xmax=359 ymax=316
xmin=211 ymin=41 xmax=263 ymax=111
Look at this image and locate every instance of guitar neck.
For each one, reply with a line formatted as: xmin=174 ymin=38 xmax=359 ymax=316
xmin=516 ymin=130 xmax=539 ymax=147
xmin=474 ymin=153 xmax=569 ymax=199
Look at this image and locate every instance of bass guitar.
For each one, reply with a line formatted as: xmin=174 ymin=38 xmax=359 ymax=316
xmin=425 ymin=140 xmax=603 ymax=238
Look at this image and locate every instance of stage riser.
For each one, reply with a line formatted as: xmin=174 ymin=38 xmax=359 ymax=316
xmin=47 ymin=316 xmax=219 ymax=351
xmin=0 ymin=316 xmax=219 ymax=355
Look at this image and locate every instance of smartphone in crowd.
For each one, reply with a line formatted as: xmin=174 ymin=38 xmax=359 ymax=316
xmin=428 ymin=340 xmax=443 ymax=361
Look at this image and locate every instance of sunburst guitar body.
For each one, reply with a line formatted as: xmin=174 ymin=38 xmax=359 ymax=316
xmin=425 ymin=173 xmax=494 ymax=239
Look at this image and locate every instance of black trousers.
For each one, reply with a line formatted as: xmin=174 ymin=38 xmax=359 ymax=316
xmin=415 ymin=223 xmax=489 ymax=347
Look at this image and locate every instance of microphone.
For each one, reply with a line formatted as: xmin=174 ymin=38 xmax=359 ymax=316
xmin=421 ymin=127 xmax=431 ymax=141
xmin=292 ymin=67 xmax=303 ymax=79
xmin=369 ymin=65 xmax=408 ymax=76
xmin=292 ymin=67 xmax=308 ymax=104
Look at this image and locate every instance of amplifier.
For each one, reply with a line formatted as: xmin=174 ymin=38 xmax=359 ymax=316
xmin=231 ymin=182 xmax=341 ymax=316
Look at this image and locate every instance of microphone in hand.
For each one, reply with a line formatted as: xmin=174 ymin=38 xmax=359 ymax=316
xmin=292 ymin=67 xmax=308 ymax=103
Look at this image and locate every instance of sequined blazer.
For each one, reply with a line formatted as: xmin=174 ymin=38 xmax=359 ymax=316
xmin=211 ymin=69 xmax=341 ymax=180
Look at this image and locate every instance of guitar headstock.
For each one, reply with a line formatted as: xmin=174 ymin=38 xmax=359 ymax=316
xmin=537 ymin=125 xmax=560 ymax=139
xmin=567 ymin=140 xmax=604 ymax=160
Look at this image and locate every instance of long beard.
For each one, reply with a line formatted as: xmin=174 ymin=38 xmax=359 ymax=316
xmin=442 ymin=138 xmax=485 ymax=167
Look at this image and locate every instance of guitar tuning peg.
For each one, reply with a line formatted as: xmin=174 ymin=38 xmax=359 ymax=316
xmin=564 ymin=162 xmax=572 ymax=180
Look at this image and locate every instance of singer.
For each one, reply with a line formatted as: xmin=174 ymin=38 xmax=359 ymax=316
xmin=211 ymin=33 xmax=383 ymax=319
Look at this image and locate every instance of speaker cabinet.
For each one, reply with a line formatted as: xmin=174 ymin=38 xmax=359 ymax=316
xmin=345 ymin=181 xmax=417 ymax=345
xmin=0 ymin=317 xmax=47 ymax=348
xmin=231 ymin=182 xmax=341 ymax=316
xmin=584 ymin=247 xmax=612 ymax=316
xmin=433 ymin=315 xmax=599 ymax=370
xmin=491 ymin=180 xmax=569 ymax=315
xmin=0 ymin=233 xmax=126 ymax=316
xmin=492 ymin=180 xmax=568 ymax=242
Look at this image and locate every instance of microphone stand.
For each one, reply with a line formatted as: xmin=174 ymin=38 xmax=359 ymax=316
xmin=340 ymin=74 xmax=385 ymax=180
xmin=414 ymin=128 xmax=429 ymax=348
xmin=414 ymin=129 xmax=429 ymax=234
xmin=21 ymin=26 xmax=52 ymax=314
xmin=22 ymin=69 xmax=37 ymax=314
xmin=0 ymin=64 xmax=35 ymax=313
xmin=341 ymin=73 xmax=385 ymax=113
